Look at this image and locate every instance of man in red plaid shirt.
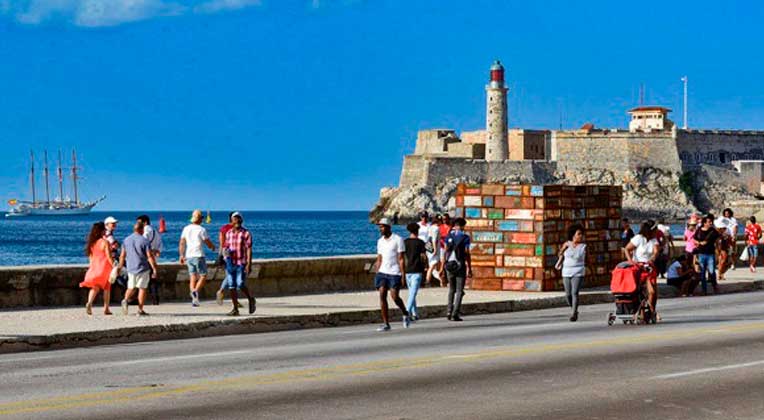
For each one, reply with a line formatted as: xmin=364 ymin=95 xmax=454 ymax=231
xmin=222 ymin=212 xmax=256 ymax=316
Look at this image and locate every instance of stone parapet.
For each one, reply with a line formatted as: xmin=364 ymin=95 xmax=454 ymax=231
xmin=0 ymin=255 xmax=377 ymax=309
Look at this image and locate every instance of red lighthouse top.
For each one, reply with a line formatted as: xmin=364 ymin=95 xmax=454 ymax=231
xmin=490 ymin=60 xmax=504 ymax=81
xmin=489 ymin=60 xmax=505 ymax=88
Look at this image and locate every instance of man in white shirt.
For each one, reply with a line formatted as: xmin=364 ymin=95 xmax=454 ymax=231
xmin=374 ymin=217 xmax=411 ymax=332
xmin=718 ymin=208 xmax=739 ymax=270
xmin=179 ymin=210 xmax=216 ymax=306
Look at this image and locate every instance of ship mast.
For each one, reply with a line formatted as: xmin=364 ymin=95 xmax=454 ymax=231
xmin=43 ymin=150 xmax=51 ymax=205
xmin=29 ymin=150 xmax=37 ymax=207
xmin=71 ymin=149 xmax=79 ymax=205
xmin=57 ymin=150 xmax=64 ymax=202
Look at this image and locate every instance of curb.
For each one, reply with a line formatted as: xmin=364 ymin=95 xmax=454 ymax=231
xmin=1 ymin=281 xmax=763 ymax=354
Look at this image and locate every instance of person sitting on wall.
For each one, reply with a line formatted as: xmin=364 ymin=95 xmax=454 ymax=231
xmin=666 ymin=254 xmax=699 ymax=297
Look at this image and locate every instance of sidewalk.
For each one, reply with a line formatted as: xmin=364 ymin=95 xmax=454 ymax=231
xmin=1 ymin=270 xmax=762 ymax=353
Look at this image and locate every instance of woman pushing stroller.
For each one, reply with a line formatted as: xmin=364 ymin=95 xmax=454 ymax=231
xmin=623 ymin=221 xmax=660 ymax=323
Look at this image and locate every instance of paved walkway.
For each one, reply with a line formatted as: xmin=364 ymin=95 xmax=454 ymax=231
xmin=0 ymin=270 xmax=761 ymax=352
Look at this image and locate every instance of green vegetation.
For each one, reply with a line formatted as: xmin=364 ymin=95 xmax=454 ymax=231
xmin=678 ymin=172 xmax=696 ymax=197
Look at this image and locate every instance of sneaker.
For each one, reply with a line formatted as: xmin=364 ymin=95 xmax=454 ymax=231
xmin=451 ymin=315 xmax=463 ymax=322
xmin=227 ymin=308 xmax=240 ymax=316
xmin=410 ymin=314 xmax=418 ymax=323
xmin=570 ymin=312 xmax=578 ymax=322
xmin=248 ymin=297 xmax=256 ymax=314
xmin=376 ymin=324 xmax=391 ymax=332
xmin=121 ymin=299 xmax=128 ymax=315
xmin=403 ymin=315 xmax=410 ymax=329
xmin=192 ymin=291 xmax=200 ymax=306
xmin=85 ymin=302 xmax=92 ymax=316
xmin=216 ymin=290 xmax=224 ymax=306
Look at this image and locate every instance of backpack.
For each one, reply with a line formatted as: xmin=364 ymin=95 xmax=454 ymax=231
xmin=444 ymin=232 xmax=468 ymax=274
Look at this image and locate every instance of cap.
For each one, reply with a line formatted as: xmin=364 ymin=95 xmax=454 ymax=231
xmin=104 ymin=216 xmax=118 ymax=224
xmin=377 ymin=217 xmax=392 ymax=226
xmin=231 ymin=211 xmax=243 ymax=220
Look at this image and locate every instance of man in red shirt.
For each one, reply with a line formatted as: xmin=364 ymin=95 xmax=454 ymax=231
xmin=744 ymin=216 xmax=762 ymax=272
xmin=222 ymin=212 xmax=256 ymax=316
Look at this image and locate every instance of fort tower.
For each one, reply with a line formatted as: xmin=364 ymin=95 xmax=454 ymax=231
xmin=485 ymin=60 xmax=509 ymax=161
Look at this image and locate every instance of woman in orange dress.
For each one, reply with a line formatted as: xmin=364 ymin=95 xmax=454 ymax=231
xmin=80 ymin=222 xmax=113 ymax=315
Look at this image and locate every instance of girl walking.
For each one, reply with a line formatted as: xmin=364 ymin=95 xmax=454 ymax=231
xmin=80 ymin=222 xmax=113 ymax=315
xmin=557 ymin=224 xmax=586 ymax=322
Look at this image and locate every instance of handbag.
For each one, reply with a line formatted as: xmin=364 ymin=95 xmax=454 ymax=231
xmin=108 ymin=265 xmax=119 ymax=284
xmin=739 ymin=246 xmax=750 ymax=262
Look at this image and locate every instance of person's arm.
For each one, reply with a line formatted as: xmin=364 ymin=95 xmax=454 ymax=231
xmin=117 ymin=247 xmax=126 ymax=270
xmin=205 ymin=238 xmax=216 ymax=252
xmin=668 ymin=234 xmax=675 ymax=252
xmin=465 ymin=247 xmax=472 ymax=278
xmin=374 ymin=254 xmax=382 ymax=272
xmin=623 ymin=242 xmax=636 ymax=264
xmin=558 ymin=241 xmax=569 ymax=257
xmin=218 ymin=231 xmax=225 ymax=253
xmin=178 ymin=237 xmax=186 ymax=264
xmin=245 ymin=232 xmax=253 ymax=274
xmin=650 ymin=243 xmax=659 ymax=264
xmin=102 ymin=240 xmax=113 ymax=268
xmin=398 ymin=252 xmax=406 ymax=277
xmin=147 ymin=247 xmax=158 ymax=279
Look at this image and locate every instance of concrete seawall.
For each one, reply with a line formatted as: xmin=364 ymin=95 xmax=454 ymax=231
xmin=0 ymin=255 xmax=377 ymax=309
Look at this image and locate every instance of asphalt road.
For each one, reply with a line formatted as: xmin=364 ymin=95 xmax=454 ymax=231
xmin=2 ymin=292 xmax=764 ymax=420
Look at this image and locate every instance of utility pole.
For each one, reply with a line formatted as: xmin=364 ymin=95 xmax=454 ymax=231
xmin=681 ymin=76 xmax=688 ymax=129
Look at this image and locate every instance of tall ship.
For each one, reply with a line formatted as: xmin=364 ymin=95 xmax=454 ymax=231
xmin=5 ymin=150 xmax=105 ymax=217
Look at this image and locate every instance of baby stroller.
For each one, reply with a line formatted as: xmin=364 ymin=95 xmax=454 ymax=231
xmin=607 ymin=261 xmax=654 ymax=325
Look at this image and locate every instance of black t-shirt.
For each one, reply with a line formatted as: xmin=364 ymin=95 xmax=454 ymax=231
xmin=693 ymin=228 xmax=720 ymax=255
xmin=404 ymin=238 xmax=426 ymax=273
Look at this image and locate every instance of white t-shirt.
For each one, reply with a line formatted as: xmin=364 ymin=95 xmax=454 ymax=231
xmin=377 ymin=234 xmax=405 ymax=276
xmin=657 ymin=224 xmax=671 ymax=253
xmin=630 ymin=234 xmax=659 ymax=263
xmin=417 ymin=222 xmax=431 ymax=243
xmin=427 ymin=224 xmax=440 ymax=251
xmin=181 ymin=224 xmax=210 ymax=258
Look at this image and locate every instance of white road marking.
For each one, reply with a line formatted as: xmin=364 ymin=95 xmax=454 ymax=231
xmin=654 ymin=359 xmax=764 ymax=379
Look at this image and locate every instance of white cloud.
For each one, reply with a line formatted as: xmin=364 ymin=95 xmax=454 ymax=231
xmin=193 ymin=0 xmax=261 ymax=14
xmin=1 ymin=0 xmax=264 ymax=27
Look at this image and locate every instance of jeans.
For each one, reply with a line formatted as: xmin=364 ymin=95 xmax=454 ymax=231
xmin=225 ymin=263 xmax=247 ymax=290
xmin=446 ymin=270 xmax=466 ymax=317
xmin=405 ymin=273 xmax=422 ymax=317
xmin=697 ymin=253 xmax=717 ymax=294
xmin=563 ymin=276 xmax=583 ymax=314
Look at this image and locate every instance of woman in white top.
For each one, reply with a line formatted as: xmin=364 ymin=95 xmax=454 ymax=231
xmin=557 ymin=224 xmax=586 ymax=322
xmin=624 ymin=221 xmax=661 ymax=321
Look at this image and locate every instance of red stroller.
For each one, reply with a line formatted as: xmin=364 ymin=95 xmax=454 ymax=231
xmin=607 ymin=262 xmax=654 ymax=325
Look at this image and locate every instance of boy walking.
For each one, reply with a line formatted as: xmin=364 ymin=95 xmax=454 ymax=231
xmin=404 ymin=223 xmax=427 ymax=321
xmin=442 ymin=217 xmax=473 ymax=321
xmin=118 ymin=222 xmax=158 ymax=316
xmin=374 ymin=217 xmax=411 ymax=331
xmin=179 ymin=210 xmax=216 ymax=306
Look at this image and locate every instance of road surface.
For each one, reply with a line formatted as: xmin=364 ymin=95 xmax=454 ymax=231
xmin=2 ymin=291 xmax=764 ymax=419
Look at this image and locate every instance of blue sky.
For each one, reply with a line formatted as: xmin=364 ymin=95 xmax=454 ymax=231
xmin=1 ymin=0 xmax=763 ymax=211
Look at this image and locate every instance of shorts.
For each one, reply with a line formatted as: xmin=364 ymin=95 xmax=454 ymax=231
xmin=224 ymin=261 xmax=248 ymax=290
xmin=127 ymin=270 xmax=151 ymax=289
xmin=186 ymin=257 xmax=208 ymax=275
xmin=748 ymin=245 xmax=759 ymax=259
xmin=426 ymin=251 xmax=439 ymax=267
xmin=374 ymin=273 xmax=402 ymax=290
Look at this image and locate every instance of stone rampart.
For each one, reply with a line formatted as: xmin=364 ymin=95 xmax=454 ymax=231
xmin=554 ymin=131 xmax=682 ymax=173
xmin=677 ymin=130 xmax=764 ymax=170
xmin=0 ymin=255 xmax=377 ymax=309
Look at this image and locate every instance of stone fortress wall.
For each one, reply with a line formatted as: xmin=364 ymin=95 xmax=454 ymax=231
xmin=372 ymin=61 xmax=764 ymax=222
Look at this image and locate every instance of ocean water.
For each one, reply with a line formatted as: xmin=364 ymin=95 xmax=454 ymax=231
xmin=0 ymin=211 xmax=406 ymax=267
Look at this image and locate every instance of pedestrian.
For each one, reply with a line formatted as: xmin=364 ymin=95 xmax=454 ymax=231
xmin=117 ymin=222 xmax=158 ymax=316
xmin=216 ymin=212 xmax=235 ymax=306
xmin=404 ymin=222 xmax=427 ymax=322
xmin=221 ymin=212 xmax=256 ymax=316
xmin=137 ymin=215 xmax=163 ymax=305
xmin=715 ymin=221 xmax=733 ymax=280
xmin=744 ymin=216 xmax=762 ymax=272
xmin=179 ymin=209 xmax=216 ymax=307
xmin=624 ymin=221 xmax=660 ymax=322
xmin=718 ymin=208 xmax=739 ymax=270
xmin=620 ymin=218 xmax=635 ymax=248
xmin=437 ymin=213 xmax=453 ymax=287
xmin=80 ymin=222 xmax=114 ymax=315
xmin=556 ymin=224 xmax=586 ymax=322
xmin=693 ymin=215 xmax=721 ymax=295
xmin=684 ymin=215 xmax=699 ymax=259
xmin=655 ymin=220 xmax=674 ymax=278
xmin=442 ymin=217 xmax=473 ymax=322
xmin=418 ymin=212 xmax=440 ymax=288
xmin=666 ymin=255 xmax=699 ymax=297
xmin=374 ymin=217 xmax=411 ymax=331
xmin=103 ymin=216 xmax=120 ymax=261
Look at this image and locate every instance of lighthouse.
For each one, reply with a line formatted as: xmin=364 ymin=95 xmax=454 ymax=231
xmin=485 ymin=60 xmax=508 ymax=162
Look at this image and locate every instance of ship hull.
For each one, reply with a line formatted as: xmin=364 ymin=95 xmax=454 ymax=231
xmin=5 ymin=202 xmax=99 ymax=217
